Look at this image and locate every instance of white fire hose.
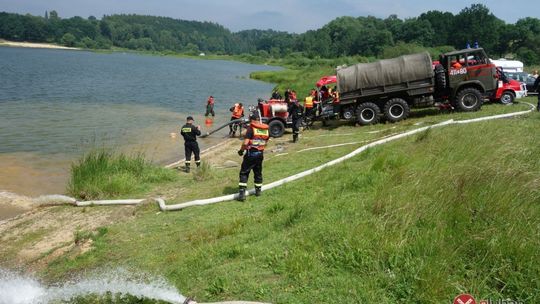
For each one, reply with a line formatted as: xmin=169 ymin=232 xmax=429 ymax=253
xmin=33 ymin=102 xmax=535 ymax=211
xmin=22 ymin=102 xmax=535 ymax=304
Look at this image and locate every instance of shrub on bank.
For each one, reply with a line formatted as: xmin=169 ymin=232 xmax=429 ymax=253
xmin=67 ymin=150 xmax=178 ymax=200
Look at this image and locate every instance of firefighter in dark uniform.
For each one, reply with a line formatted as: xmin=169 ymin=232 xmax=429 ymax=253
xmin=534 ymin=75 xmax=540 ymax=112
xmin=237 ymin=113 xmax=270 ymax=201
xmin=289 ymin=99 xmax=304 ymax=143
xmin=180 ymin=116 xmax=201 ymax=173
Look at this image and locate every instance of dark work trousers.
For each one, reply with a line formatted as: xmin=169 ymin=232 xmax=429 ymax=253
xmin=184 ymin=141 xmax=200 ymax=166
xmin=205 ymin=104 xmax=215 ymax=116
xmin=304 ymin=107 xmax=313 ymax=118
xmin=292 ymin=117 xmax=301 ymax=142
xmin=239 ymin=151 xmax=264 ymax=188
xmin=537 ymin=94 xmax=540 ymax=112
xmin=229 ymin=117 xmax=240 ymax=134
xmin=292 ymin=118 xmax=301 ymax=134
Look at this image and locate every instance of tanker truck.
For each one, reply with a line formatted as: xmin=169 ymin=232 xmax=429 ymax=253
xmin=335 ymin=48 xmax=498 ymax=125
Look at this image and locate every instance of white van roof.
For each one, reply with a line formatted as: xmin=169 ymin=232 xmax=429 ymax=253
xmin=490 ymin=58 xmax=524 ymax=72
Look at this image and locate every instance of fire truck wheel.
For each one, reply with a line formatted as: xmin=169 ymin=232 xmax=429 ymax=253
xmin=454 ymin=87 xmax=483 ymax=112
xmin=383 ymin=98 xmax=410 ymax=123
xmin=268 ymin=120 xmax=285 ymax=138
xmin=341 ymin=106 xmax=355 ymax=120
xmin=355 ymin=102 xmax=381 ymax=126
xmin=500 ymin=91 xmax=515 ymax=105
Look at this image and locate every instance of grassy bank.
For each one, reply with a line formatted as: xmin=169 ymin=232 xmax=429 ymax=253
xmin=68 ymin=150 xmax=178 ymax=200
xmin=29 ymin=100 xmax=538 ymax=303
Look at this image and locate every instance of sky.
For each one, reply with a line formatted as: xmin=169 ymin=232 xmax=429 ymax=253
xmin=1 ymin=0 xmax=539 ymax=33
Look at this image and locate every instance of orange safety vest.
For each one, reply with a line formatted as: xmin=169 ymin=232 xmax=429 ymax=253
xmin=304 ymin=96 xmax=314 ymax=108
xmin=247 ymin=122 xmax=269 ymax=151
xmin=232 ymin=103 xmax=244 ymax=118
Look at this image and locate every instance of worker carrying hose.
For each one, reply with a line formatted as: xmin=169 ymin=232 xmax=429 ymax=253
xmin=229 ymin=102 xmax=244 ymax=137
xmin=237 ymin=113 xmax=269 ymax=201
xmin=180 ymin=116 xmax=201 ymax=173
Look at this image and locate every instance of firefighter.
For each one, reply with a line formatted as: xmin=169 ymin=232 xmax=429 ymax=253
xmin=180 ymin=116 xmax=201 ymax=173
xmin=534 ymin=76 xmax=540 ymax=112
xmin=237 ymin=113 xmax=269 ymax=201
xmin=289 ymin=99 xmax=304 ymax=143
xmin=229 ymin=102 xmax=244 ymax=137
xmin=205 ymin=95 xmax=215 ymax=117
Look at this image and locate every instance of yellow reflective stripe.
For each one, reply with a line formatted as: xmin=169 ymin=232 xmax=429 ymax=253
xmin=185 ymin=161 xmax=191 ymax=163
xmin=254 ymin=183 xmax=263 ymax=187
xmin=195 ymin=160 xmax=201 ymax=163
xmin=251 ymin=139 xmax=266 ymax=146
xmin=238 ymin=183 xmax=248 ymax=187
xmin=254 ymin=128 xmax=269 ymax=136
xmin=181 ymin=128 xmax=192 ymax=133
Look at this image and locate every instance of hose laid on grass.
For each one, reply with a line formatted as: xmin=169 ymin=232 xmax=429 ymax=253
xmin=160 ymin=102 xmax=536 ymax=210
xmin=35 ymin=102 xmax=533 ymax=211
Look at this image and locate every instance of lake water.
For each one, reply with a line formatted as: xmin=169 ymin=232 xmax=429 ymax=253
xmin=0 ymin=47 xmax=279 ymax=198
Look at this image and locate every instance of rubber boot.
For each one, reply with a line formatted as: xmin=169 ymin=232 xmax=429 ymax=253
xmin=237 ymin=187 xmax=246 ymax=202
xmin=196 ymin=161 xmax=201 ymax=168
xmin=293 ymin=133 xmax=298 ymax=143
xmin=255 ymin=187 xmax=262 ymax=197
xmin=185 ymin=163 xmax=190 ymax=173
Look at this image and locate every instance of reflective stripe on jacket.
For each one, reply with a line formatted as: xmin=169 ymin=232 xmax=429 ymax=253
xmin=247 ymin=122 xmax=269 ymax=151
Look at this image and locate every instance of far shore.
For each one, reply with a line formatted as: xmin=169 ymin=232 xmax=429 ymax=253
xmin=0 ymin=39 xmax=80 ymax=50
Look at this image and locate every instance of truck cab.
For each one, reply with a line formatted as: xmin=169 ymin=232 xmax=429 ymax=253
xmin=440 ymin=48 xmax=498 ymax=99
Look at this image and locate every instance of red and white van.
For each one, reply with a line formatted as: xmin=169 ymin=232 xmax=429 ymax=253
xmin=491 ymin=78 xmax=527 ymax=104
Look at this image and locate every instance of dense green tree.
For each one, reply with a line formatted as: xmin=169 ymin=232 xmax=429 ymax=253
xmin=450 ymin=4 xmax=504 ymax=51
xmin=1 ymin=7 xmax=540 ymax=64
xmin=396 ymin=18 xmax=434 ymax=45
xmin=60 ymin=32 xmax=76 ymax=46
xmin=418 ymin=11 xmax=454 ymax=46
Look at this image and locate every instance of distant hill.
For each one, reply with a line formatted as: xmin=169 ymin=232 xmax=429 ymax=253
xmin=1 ymin=4 xmax=540 ymax=64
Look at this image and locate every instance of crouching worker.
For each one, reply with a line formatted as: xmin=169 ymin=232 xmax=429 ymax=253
xmin=237 ymin=113 xmax=269 ymax=201
xmin=181 ymin=116 xmax=201 ymax=173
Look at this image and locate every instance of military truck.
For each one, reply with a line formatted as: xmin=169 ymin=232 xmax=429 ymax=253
xmin=335 ymin=48 xmax=498 ymax=125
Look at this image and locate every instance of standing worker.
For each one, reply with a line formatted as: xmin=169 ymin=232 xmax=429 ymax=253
xmin=289 ymin=99 xmax=304 ymax=143
xmin=180 ymin=116 xmax=201 ymax=173
xmin=237 ymin=113 xmax=269 ymax=201
xmin=229 ymin=102 xmax=244 ymax=137
xmin=534 ymin=76 xmax=540 ymax=112
xmin=205 ymin=95 xmax=215 ymax=117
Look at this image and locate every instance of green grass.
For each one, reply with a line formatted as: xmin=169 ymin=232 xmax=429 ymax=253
xmin=67 ymin=150 xmax=179 ymax=200
xmin=41 ymin=104 xmax=540 ymax=303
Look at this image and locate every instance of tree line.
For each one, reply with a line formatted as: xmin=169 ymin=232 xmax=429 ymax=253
xmin=1 ymin=4 xmax=540 ymax=64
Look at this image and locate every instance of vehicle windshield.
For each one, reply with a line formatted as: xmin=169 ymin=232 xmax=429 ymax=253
xmin=504 ymin=72 xmax=528 ymax=82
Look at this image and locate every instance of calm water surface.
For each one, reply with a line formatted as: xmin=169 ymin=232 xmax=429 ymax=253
xmin=0 ymin=47 xmax=279 ymax=198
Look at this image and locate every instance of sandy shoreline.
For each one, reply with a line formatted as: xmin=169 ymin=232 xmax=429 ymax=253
xmin=0 ymin=39 xmax=80 ymax=50
xmin=0 ymin=136 xmax=239 ymax=221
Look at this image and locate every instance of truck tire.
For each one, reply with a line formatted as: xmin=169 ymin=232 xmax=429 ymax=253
xmin=500 ymin=91 xmax=515 ymax=105
xmin=383 ymin=98 xmax=410 ymax=123
xmin=341 ymin=106 xmax=355 ymax=120
xmin=356 ymin=102 xmax=381 ymax=126
xmin=454 ymin=88 xmax=483 ymax=112
xmin=434 ymin=64 xmax=447 ymax=91
xmin=268 ymin=120 xmax=285 ymax=138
